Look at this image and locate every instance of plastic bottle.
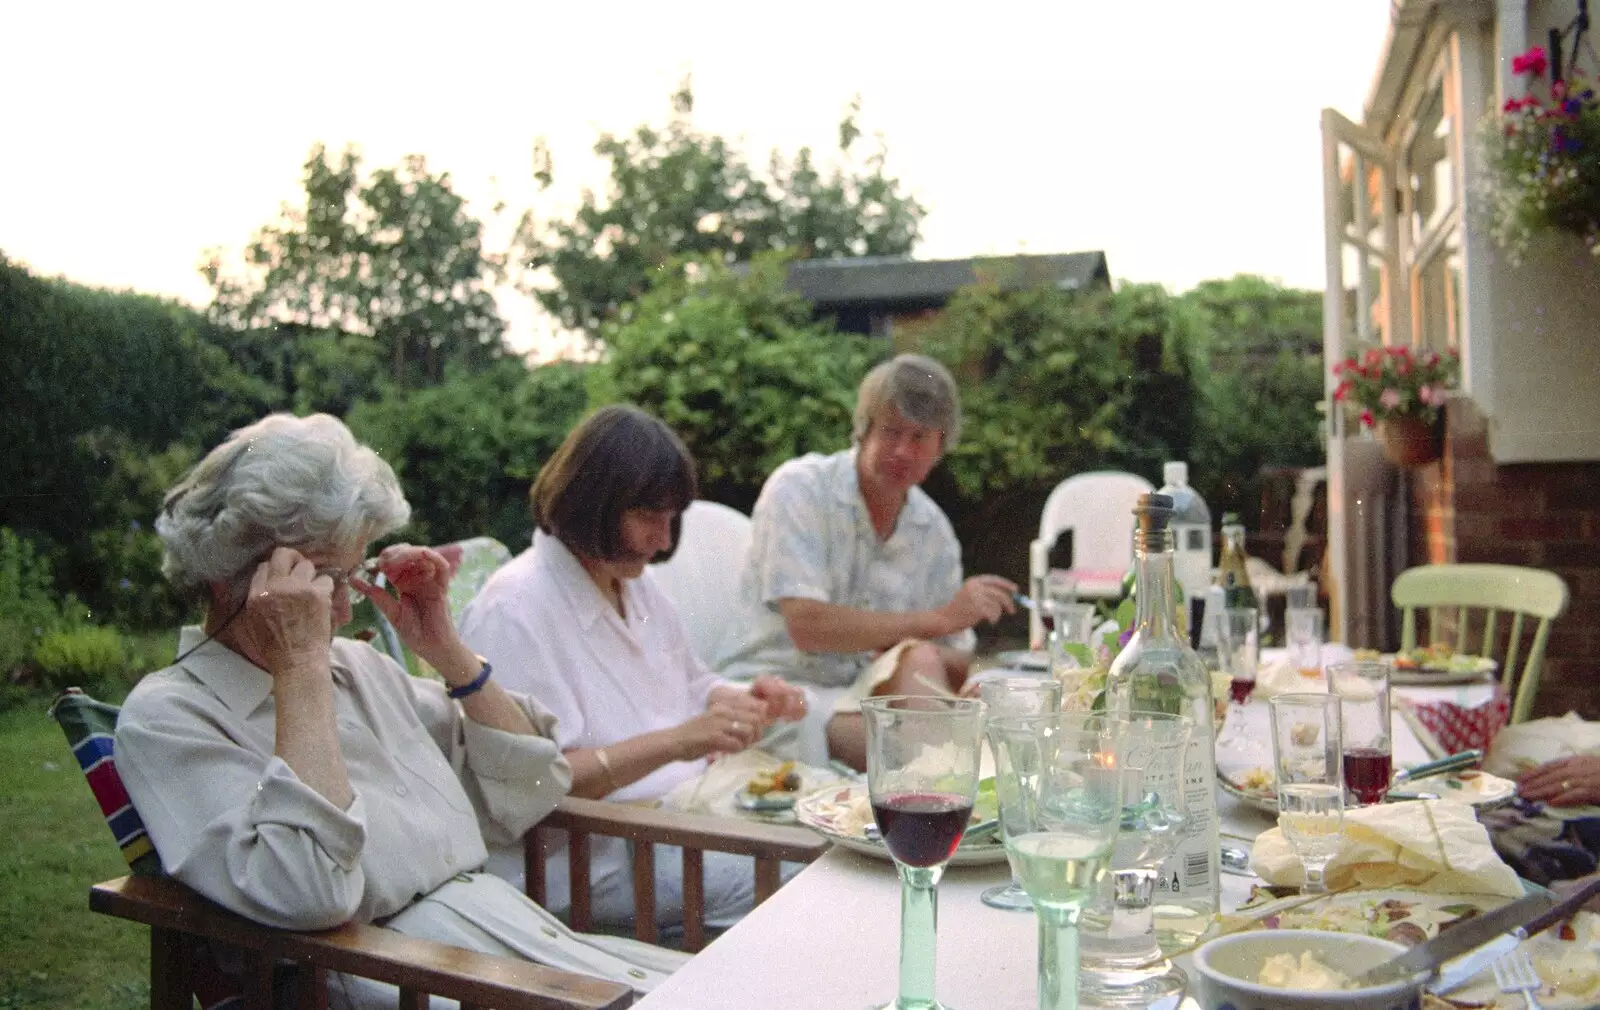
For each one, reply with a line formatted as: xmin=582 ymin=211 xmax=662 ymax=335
xmin=1157 ymin=462 xmax=1212 ymax=645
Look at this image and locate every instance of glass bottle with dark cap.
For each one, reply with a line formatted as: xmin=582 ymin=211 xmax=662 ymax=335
xmin=1098 ymin=493 xmax=1220 ymax=952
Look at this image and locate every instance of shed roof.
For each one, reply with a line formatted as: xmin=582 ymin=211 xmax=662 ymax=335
xmin=783 ymin=251 xmax=1110 ymax=310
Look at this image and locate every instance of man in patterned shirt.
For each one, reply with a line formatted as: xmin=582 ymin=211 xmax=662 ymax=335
xmin=720 ymin=354 xmax=1017 ymax=769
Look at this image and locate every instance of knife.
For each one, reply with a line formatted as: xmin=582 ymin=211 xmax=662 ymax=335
xmin=1352 ymin=876 xmax=1600 ymax=989
xmin=1432 ymin=875 xmax=1600 ymax=994
xmin=1392 ymin=749 xmax=1484 ymax=785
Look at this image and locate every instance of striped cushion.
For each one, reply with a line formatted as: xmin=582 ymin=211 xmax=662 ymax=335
xmin=50 ymin=689 xmax=162 ymax=876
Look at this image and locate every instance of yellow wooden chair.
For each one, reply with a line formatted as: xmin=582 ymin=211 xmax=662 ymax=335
xmin=1391 ymin=563 xmax=1570 ymax=724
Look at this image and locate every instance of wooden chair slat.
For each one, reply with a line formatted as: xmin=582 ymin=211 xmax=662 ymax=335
xmin=149 ymin=926 xmax=195 ymax=1010
xmin=397 ymin=987 xmax=429 ymax=1010
xmin=1455 ymin=606 xmax=1470 ymax=653
xmin=246 ymin=953 xmax=276 ymax=1010
xmin=1481 ymin=608 xmax=1500 ymax=658
xmin=754 ymin=858 xmax=781 ymax=905
xmin=631 ymin=843 xmax=659 ymax=946
xmin=539 ymin=798 xmax=828 ymax=863
xmin=569 ymin=832 xmax=593 ymax=933
xmin=681 ymin=848 xmax=706 ymax=953
xmin=294 ymin=965 xmax=330 ymax=1010
xmin=527 ymin=825 xmax=551 ymax=908
xmin=1504 ymin=612 xmax=1526 ymax=696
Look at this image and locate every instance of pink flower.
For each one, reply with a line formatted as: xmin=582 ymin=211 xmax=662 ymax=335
xmin=1380 ymin=388 xmax=1402 ymax=409
xmin=1364 ymin=348 xmax=1383 ymax=367
xmin=1420 ymin=385 xmax=1445 ymax=405
xmin=1514 ymin=47 xmax=1549 ymax=78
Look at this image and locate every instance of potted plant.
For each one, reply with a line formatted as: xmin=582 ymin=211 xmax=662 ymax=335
xmin=1480 ymin=46 xmax=1600 ymax=263
xmin=1331 ymin=345 xmax=1461 ymax=466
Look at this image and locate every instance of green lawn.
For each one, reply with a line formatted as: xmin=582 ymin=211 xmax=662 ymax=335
xmin=0 ymin=631 xmax=179 ymax=1009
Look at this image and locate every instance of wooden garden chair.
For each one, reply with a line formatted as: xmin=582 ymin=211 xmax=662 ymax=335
xmin=1391 ymin=563 xmax=1571 ymax=724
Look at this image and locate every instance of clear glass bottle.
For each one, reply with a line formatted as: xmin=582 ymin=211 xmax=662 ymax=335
xmin=1104 ymin=493 xmax=1220 ymax=950
xmin=1217 ymin=512 xmax=1259 ymax=611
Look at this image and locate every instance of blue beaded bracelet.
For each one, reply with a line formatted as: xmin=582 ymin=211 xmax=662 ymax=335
xmin=447 ymin=657 xmax=493 ymax=700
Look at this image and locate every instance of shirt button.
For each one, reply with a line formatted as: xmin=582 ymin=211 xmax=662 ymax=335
xmin=394 ymin=784 xmax=409 ymax=796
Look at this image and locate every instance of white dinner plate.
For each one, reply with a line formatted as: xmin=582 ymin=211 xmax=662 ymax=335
xmin=793 ymin=783 xmax=1010 ymax=867
xmin=1215 ymin=768 xmax=1518 ymax=813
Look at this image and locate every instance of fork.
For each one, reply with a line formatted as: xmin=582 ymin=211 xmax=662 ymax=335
xmin=1492 ymin=949 xmax=1545 ymax=1010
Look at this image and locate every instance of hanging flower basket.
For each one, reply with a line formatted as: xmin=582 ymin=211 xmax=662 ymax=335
xmin=1481 ymin=47 xmax=1600 ymax=262
xmin=1331 ymin=345 xmax=1459 ymax=468
xmin=1376 ymin=414 xmax=1442 ymax=467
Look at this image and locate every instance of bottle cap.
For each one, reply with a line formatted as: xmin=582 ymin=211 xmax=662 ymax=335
xmin=1162 ymin=461 xmax=1188 ymax=486
xmin=1134 ymin=492 xmax=1175 ymax=532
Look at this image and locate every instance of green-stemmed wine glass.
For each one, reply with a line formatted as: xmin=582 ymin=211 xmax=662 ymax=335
xmin=861 ymin=695 xmax=986 ymax=1010
xmin=987 ymin=713 xmax=1123 ymax=1010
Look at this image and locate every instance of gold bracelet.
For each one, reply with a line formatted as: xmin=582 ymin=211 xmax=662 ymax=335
xmin=594 ymin=747 xmax=617 ymax=790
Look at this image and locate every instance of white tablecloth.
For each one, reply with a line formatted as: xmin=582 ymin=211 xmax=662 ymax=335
xmin=633 ymin=651 xmax=1502 ymax=1009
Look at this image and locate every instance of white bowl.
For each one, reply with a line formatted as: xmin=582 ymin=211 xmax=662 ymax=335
xmin=1191 ymin=929 xmax=1428 ymax=1010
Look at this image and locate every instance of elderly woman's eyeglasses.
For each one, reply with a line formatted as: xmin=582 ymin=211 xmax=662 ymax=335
xmin=315 ymin=557 xmax=384 ymax=604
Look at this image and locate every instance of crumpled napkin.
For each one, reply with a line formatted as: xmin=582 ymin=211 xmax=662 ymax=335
xmin=1250 ymin=798 xmax=1524 ymax=897
xmin=1485 ymin=711 xmax=1600 ymax=779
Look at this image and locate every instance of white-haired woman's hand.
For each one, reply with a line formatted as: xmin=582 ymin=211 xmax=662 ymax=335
xmin=352 ymin=544 xmax=462 ymax=668
xmin=236 ymin=547 xmax=335 ymax=679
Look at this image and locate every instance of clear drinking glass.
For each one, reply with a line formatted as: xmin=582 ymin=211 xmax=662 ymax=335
xmin=1285 ymin=606 xmax=1326 ymax=682
xmin=979 ymin=677 xmax=1064 ymax=912
xmin=1326 ymin=660 xmax=1394 ymax=806
xmin=1078 ymin=711 xmax=1193 ymax=1007
xmin=1218 ymin=606 xmax=1260 ymax=746
xmin=987 ymin=713 xmax=1123 ymax=1010
xmin=1046 ymin=600 xmax=1098 ymax=673
xmin=1268 ymin=693 xmax=1345 ymax=894
xmin=861 ymin=696 xmax=986 ymax=1010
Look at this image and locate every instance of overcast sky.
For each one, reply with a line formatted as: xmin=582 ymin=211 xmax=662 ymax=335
xmin=1 ymin=0 xmax=1395 ymax=354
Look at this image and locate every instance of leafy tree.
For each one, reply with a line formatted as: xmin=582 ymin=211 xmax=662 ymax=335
xmin=1181 ymin=275 xmax=1324 ymax=521
xmin=919 ymin=280 xmax=1205 ymax=500
xmin=0 ymin=254 xmax=276 ymax=616
xmin=589 ymin=255 xmax=877 ymax=506
xmin=346 ymin=358 xmax=590 ymax=549
xmin=204 ymin=145 xmax=509 ymax=413
xmin=518 ymin=85 xmax=925 ymax=340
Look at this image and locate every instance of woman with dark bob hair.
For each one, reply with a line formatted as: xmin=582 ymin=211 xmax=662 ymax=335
xmin=460 ymin=404 xmax=808 ymax=932
xmin=115 ymin=413 xmax=686 ymax=1009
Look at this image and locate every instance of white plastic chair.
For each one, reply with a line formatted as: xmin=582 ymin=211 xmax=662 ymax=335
xmin=1028 ymin=471 xmax=1155 ymax=646
xmin=649 ymin=500 xmax=754 ymax=669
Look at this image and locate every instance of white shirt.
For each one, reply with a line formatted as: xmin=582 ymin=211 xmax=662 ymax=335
xmin=459 ymin=532 xmax=735 ymax=803
xmin=721 ymin=448 xmax=974 ymax=687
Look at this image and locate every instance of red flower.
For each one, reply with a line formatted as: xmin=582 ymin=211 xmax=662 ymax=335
xmin=1513 ymin=47 xmax=1549 ymax=78
xmin=1364 ymin=348 xmax=1383 ymax=366
xmin=1334 ymin=380 xmax=1352 ymax=402
xmin=1360 ymin=410 xmax=1376 ymax=428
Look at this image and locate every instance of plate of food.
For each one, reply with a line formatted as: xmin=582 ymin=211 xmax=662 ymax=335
xmin=793 ymin=782 xmax=1009 ymax=866
xmin=1219 ymin=885 xmax=1600 ymax=1008
xmin=1354 ymin=646 xmax=1497 ymax=685
xmin=735 ymin=760 xmax=805 ymax=813
xmin=1215 ymin=765 xmax=1518 ymax=813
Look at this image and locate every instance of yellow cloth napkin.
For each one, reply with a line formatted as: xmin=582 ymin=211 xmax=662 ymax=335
xmin=1250 ymin=799 xmax=1524 ymax=897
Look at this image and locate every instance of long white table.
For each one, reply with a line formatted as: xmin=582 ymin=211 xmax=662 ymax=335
xmin=634 ymin=657 xmax=1502 ymax=1008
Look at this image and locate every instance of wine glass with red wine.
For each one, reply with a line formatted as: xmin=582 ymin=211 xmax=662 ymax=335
xmin=860 ymin=695 xmax=985 ymax=1010
xmin=1326 ymin=660 xmax=1394 ymax=806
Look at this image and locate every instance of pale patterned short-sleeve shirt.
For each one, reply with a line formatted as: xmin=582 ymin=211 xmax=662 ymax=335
xmin=721 ymin=448 xmax=974 ymax=688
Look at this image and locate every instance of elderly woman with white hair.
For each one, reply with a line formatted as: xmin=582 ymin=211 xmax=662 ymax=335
xmin=114 ymin=412 xmax=685 ymax=1010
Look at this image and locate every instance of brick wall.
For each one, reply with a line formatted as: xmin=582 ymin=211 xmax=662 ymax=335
xmin=1407 ymin=395 xmax=1600 ymax=718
